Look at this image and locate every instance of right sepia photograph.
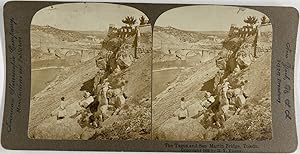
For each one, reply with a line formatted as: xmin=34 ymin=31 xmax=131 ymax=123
xmin=152 ymin=5 xmax=272 ymax=141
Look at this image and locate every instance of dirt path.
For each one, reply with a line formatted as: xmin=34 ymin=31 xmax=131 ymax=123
xmin=152 ymin=59 xmax=218 ymax=132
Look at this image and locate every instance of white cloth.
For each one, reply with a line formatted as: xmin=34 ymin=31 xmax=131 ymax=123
xmin=60 ymin=100 xmax=67 ymax=110
xmin=58 ymin=109 xmax=67 ymax=118
xmin=179 ymin=101 xmax=188 ymax=118
xmin=80 ymin=96 xmax=94 ymax=108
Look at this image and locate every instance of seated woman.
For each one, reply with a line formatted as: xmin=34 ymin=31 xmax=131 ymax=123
xmin=178 ymin=97 xmax=188 ymax=120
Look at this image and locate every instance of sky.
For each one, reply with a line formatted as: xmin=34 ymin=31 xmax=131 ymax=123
xmin=31 ymin=3 xmax=148 ymax=31
xmin=32 ymin=4 xmax=269 ymax=32
xmin=155 ymin=5 xmax=269 ymax=31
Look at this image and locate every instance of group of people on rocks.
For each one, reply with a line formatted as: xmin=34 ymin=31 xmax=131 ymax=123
xmin=80 ymin=63 xmax=128 ymax=128
xmin=210 ymin=52 xmax=250 ymax=127
xmin=176 ymin=79 xmax=248 ymax=129
xmin=76 ymin=35 xmax=136 ymax=128
xmin=212 ymin=79 xmax=248 ymax=128
xmin=206 ymin=41 xmax=252 ymax=127
xmin=52 ymin=56 xmax=129 ymax=129
xmin=175 ymin=45 xmax=252 ymax=129
xmin=49 ymin=27 xmax=147 ymax=132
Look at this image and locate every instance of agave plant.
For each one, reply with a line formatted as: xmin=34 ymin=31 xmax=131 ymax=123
xmin=122 ymin=16 xmax=137 ymax=27
xmin=139 ymin=16 xmax=147 ymax=25
xmin=244 ymin=16 xmax=258 ymax=27
xmin=260 ymin=16 xmax=269 ymax=25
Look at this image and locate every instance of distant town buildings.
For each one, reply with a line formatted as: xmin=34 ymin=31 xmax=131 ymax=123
xmin=107 ymin=23 xmax=151 ymax=39
xmin=228 ymin=24 xmax=256 ymax=38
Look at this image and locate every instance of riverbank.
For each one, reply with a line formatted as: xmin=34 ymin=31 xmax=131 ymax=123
xmin=32 ymin=66 xmax=65 ymax=71
xmin=31 ymin=58 xmax=79 ymax=70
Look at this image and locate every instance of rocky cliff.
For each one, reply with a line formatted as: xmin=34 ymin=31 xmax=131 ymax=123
xmin=29 ymin=24 xmax=152 ymax=140
xmin=153 ymin=24 xmax=272 ymax=141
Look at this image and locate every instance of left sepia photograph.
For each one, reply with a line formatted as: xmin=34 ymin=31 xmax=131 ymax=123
xmin=28 ymin=3 xmax=152 ymax=140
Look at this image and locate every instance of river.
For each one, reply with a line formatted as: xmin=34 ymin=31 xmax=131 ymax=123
xmin=152 ymin=68 xmax=181 ymax=97
xmin=31 ymin=66 xmax=181 ymax=98
xmin=31 ymin=68 xmax=61 ymax=97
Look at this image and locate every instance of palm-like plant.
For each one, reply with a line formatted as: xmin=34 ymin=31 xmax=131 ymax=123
xmin=244 ymin=16 xmax=258 ymax=27
xmin=139 ymin=16 xmax=147 ymax=25
xmin=122 ymin=16 xmax=137 ymax=27
xmin=261 ymin=16 xmax=268 ymax=25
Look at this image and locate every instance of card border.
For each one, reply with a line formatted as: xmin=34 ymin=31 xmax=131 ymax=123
xmin=1 ymin=1 xmax=298 ymax=152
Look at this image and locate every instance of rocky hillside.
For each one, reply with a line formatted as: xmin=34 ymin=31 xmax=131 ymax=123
xmin=153 ymin=24 xmax=272 ymax=141
xmin=153 ymin=26 xmax=225 ymax=63
xmin=29 ymin=24 xmax=152 ymax=140
xmin=31 ymin=25 xmax=105 ymax=42
xmin=31 ymin=25 xmax=105 ymax=62
xmin=154 ymin=26 xmax=220 ymax=43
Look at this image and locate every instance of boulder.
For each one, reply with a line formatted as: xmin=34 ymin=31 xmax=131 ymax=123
xmin=79 ymin=96 xmax=94 ymax=108
xmin=66 ymin=102 xmax=83 ymax=117
xmin=102 ymin=37 xmax=122 ymax=51
xmin=96 ymin=58 xmax=107 ymax=70
xmin=204 ymin=128 xmax=219 ymax=140
xmin=202 ymin=100 xmax=212 ymax=108
xmin=236 ymin=53 xmax=252 ymax=68
xmin=216 ymin=58 xmax=227 ymax=70
xmin=51 ymin=102 xmax=82 ymax=118
xmin=117 ymin=54 xmax=133 ymax=68
xmin=156 ymin=117 xmax=206 ymax=141
xmin=80 ymin=128 xmax=96 ymax=140
xmin=187 ymin=102 xmax=203 ymax=118
xmin=107 ymin=54 xmax=118 ymax=73
xmin=222 ymin=37 xmax=244 ymax=52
